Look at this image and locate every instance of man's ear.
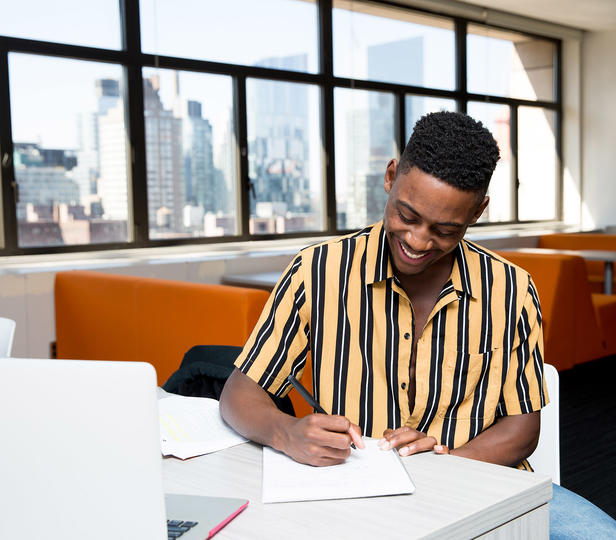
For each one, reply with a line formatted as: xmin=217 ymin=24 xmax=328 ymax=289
xmin=470 ymin=196 xmax=489 ymax=224
xmin=384 ymin=159 xmax=398 ymax=194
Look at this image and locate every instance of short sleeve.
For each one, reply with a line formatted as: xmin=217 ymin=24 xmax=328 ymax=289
xmin=234 ymin=255 xmax=310 ymax=397
xmin=499 ymin=277 xmax=549 ymax=415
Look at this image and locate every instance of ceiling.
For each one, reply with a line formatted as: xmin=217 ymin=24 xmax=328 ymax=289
xmin=461 ymin=0 xmax=616 ymax=31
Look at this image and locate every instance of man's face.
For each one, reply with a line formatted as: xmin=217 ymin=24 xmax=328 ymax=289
xmin=383 ymin=161 xmax=488 ymax=278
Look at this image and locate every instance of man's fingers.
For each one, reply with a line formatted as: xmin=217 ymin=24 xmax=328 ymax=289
xmin=434 ymin=444 xmax=450 ymax=454
xmin=348 ymin=423 xmax=365 ymax=449
xmin=398 ymin=436 xmax=437 ymax=456
xmin=303 ymin=414 xmax=362 ymax=450
xmin=378 ymin=426 xmax=425 ymax=450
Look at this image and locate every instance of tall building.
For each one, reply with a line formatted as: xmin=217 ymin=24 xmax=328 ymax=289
xmin=179 ymin=99 xmax=215 ymax=212
xmin=74 ymin=79 xmax=121 ymax=205
xmin=98 ymin=101 xmax=130 ymax=221
xmin=143 ymin=76 xmax=184 ymax=234
xmin=248 ymin=54 xmax=314 ymax=229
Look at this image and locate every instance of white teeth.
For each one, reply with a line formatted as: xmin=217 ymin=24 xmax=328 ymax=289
xmin=401 ymin=243 xmax=424 ymax=259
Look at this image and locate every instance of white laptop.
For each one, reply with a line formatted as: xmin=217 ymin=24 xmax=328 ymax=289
xmin=0 ymin=358 xmax=248 ymax=539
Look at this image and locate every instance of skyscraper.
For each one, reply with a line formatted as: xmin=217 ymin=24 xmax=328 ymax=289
xmin=143 ymin=76 xmax=184 ymax=234
xmin=248 ymin=54 xmax=316 ymax=231
xmin=74 ymin=79 xmax=121 ymax=206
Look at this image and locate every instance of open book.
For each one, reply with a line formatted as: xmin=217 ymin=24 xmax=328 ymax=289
xmin=158 ymin=395 xmax=246 ymax=459
xmin=262 ymin=437 xmax=415 ymax=503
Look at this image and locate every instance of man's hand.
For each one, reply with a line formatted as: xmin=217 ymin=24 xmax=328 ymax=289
xmin=379 ymin=426 xmax=445 ymax=456
xmin=220 ymin=369 xmax=364 ymax=467
xmin=379 ymin=411 xmax=540 ymax=465
xmin=281 ymin=414 xmax=364 ymax=467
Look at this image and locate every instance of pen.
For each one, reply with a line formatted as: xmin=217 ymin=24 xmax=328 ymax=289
xmin=286 ymin=373 xmax=356 ymax=449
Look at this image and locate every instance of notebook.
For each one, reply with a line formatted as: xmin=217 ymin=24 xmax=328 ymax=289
xmin=262 ymin=438 xmax=415 ymax=503
xmin=0 ymin=358 xmax=248 ymax=539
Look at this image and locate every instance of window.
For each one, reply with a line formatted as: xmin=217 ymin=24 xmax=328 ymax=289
xmin=518 ymin=107 xmax=558 ymax=220
xmin=0 ymin=1 xmax=563 ymax=255
xmin=247 ymin=79 xmax=323 ymax=234
xmin=0 ymin=0 xmax=122 ymax=49
xmin=142 ymin=69 xmax=238 ymax=238
xmin=9 ymin=54 xmax=130 ymax=248
xmin=467 ymin=102 xmax=514 ymax=223
xmin=335 ymin=88 xmax=395 ymax=229
xmin=140 ymin=0 xmax=319 ymax=73
xmin=467 ymin=25 xmax=556 ymax=102
xmin=333 ymin=1 xmax=455 ymax=89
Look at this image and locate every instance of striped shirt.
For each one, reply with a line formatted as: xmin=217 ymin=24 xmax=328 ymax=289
xmin=236 ymin=221 xmax=548 ymax=468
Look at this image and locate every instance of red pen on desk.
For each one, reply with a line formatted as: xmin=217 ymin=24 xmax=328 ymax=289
xmin=286 ymin=374 xmax=358 ymax=449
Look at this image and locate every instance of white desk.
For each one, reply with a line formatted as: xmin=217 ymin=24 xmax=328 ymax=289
xmin=509 ymin=247 xmax=616 ymax=295
xmin=163 ymin=442 xmax=551 ymax=539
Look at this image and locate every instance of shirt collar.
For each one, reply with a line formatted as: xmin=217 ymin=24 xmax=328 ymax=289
xmin=365 ymin=221 xmax=479 ymax=299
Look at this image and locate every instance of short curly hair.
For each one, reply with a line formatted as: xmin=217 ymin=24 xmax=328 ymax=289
xmin=399 ymin=111 xmax=500 ymax=196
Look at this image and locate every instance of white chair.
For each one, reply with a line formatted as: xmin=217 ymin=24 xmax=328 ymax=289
xmin=0 ymin=317 xmax=16 ymax=357
xmin=528 ymin=363 xmax=560 ymax=484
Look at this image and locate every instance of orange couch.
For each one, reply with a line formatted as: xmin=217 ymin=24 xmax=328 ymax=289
xmin=55 ymin=270 xmax=270 ymax=385
xmin=497 ymin=251 xmax=616 ymax=370
xmin=538 ymin=233 xmax=616 ymax=294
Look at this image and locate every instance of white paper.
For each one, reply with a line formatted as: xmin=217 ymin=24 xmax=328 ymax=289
xmin=262 ymin=437 xmax=415 ymax=503
xmin=158 ymin=395 xmax=246 ymax=460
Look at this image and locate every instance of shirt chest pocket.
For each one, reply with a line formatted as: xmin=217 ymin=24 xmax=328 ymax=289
xmin=436 ymin=347 xmax=502 ymax=421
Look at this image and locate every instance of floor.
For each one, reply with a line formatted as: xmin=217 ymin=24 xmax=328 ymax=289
xmin=559 ymin=355 xmax=616 ymax=518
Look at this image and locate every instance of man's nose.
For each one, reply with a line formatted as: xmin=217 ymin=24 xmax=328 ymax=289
xmin=405 ymin=225 xmax=433 ymax=252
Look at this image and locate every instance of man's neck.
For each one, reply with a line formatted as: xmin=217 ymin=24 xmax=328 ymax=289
xmin=395 ymin=250 xmax=456 ymax=303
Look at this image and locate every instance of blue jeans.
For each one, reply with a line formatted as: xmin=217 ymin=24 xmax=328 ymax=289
xmin=551 ymin=483 xmax=616 ymax=539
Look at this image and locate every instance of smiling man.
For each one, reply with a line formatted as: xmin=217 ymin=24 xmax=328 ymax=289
xmin=220 ymin=111 xmax=616 ymax=537
xmin=221 ymin=110 xmax=546 ymax=470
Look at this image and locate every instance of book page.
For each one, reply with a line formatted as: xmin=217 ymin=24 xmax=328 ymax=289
xmin=158 ymin=395 xmax=246 ymax=460
xmin=262 ymin=437 xmax=415 ymax=503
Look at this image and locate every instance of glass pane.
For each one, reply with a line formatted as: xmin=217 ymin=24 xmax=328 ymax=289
xmin=405 ymin=96 xmax=457 ymax=141
xmin=247 ymin=79 xmax=323 ymax=234
xmin=467 ymin=102 xmax=513 ymax=223
xmin=518 ymin=107 xmax=557 ymax=221
xmin=141 ymin=0 xmax=318 ymax=73
xmin=467 ymin=25 xmax=555 ymax=102
xmin=333 ymin=0 xmax=455 ymax=89
xmin=142 ymin=69 xmax=238 ymax=239
xmin=335 ymin=88 xmax=395 ymax=230
xmin=9 ymin=53 xmax=130 ymax=247
xmin=0 ymin=0 xmax=121 ymax=49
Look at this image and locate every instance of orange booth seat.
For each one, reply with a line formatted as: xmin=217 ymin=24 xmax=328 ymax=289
xmin=538 ymin=233 xmax=616 ymax=294
xmin=55 ymin=270 xmax=270 ymax=385
xmin=497 ymin=251 xmax=616 ymax=371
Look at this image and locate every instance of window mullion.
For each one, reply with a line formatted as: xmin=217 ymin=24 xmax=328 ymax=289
xmin=0 ymin=48 xmax=18 ymax=252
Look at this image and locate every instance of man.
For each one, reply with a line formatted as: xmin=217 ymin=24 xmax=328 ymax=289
xmin=220 ymin=111 xmax=542 ymax=468
xmin=220 ymin=111 xmax=615 ymax=536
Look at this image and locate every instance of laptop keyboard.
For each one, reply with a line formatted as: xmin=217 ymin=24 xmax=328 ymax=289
xmin=167 ymin=520 xmax=198 ymax=539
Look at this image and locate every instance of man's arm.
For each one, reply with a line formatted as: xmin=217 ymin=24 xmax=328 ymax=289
xmin=379 ymin=411 xmax=539 ymax=466
xmin=219 ymin=369 xmax=363 ymax=467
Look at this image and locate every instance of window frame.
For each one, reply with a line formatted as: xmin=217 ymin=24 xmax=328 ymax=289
xmin=0 ymin=0 xmax=562 ymax=256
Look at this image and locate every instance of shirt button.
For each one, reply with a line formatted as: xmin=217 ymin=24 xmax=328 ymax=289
xmin=401 ymin=382 xmax=407 ymax=390
xmin=404 ymin=332 xmax=411 ymax=340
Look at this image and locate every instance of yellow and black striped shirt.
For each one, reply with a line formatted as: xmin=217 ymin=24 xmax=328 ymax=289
xmin=236 ymin=220 xmax=548 ymax=463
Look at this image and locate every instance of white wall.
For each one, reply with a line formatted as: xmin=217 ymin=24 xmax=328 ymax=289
xmin=581 ymin=29 xmax=616 ymax=228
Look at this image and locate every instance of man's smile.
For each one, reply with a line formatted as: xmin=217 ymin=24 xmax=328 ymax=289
xmin=397 ymin=238 xmax=433 ymax=264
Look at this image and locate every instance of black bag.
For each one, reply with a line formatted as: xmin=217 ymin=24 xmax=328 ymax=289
xmin=162 ymin=345 xmax=295 ymax=416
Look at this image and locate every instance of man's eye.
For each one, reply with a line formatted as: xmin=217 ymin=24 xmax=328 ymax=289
xmin=436 ymin=230 xmax=454 ymax=238
xmin=397 ymin=212 xmax=413 ymax=224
